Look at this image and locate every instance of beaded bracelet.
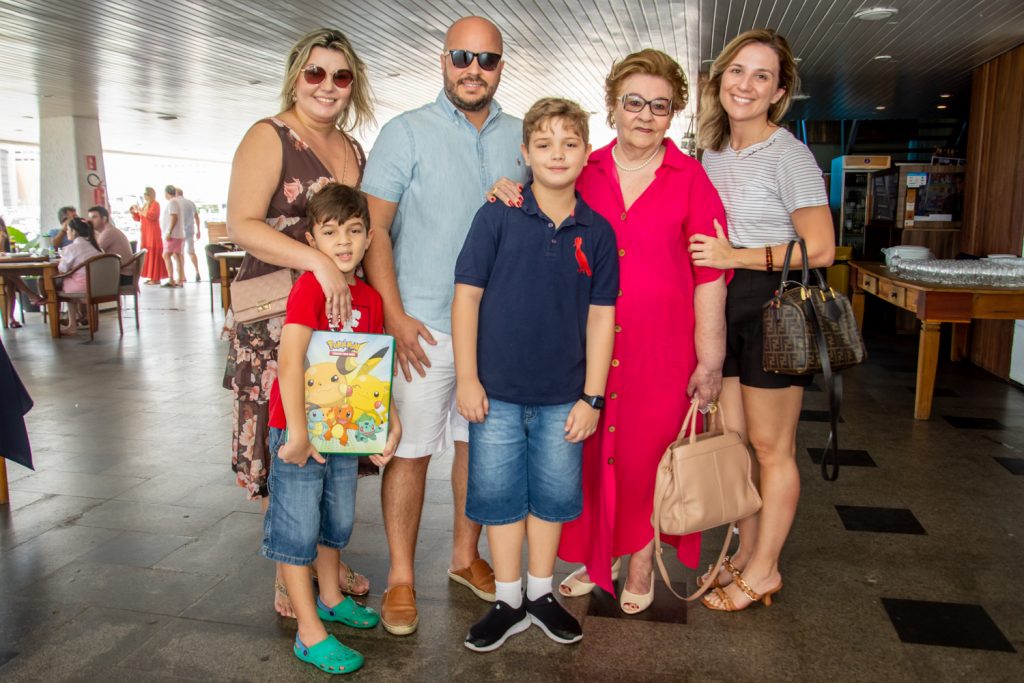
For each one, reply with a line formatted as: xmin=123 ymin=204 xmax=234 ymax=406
xmin=765 ymin=245 xmax=774 ymax=272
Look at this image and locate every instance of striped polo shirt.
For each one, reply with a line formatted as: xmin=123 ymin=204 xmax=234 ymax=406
xmin=702 ymin=128 xmax=827 ymax=248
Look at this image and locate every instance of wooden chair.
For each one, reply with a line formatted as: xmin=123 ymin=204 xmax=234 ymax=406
xmin=205 ymin=243 xmax=237 ymax=313
xmin=56 ymin=253 xmax=123 ymax=340
xmin=118 ymin=249 xmax=147 ymax=329
xmin=206 ymin=221 xmax=229 ymax=244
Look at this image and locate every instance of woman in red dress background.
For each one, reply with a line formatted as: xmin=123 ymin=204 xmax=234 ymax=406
xmin=130 ymin=186 xmax=167 ymax=284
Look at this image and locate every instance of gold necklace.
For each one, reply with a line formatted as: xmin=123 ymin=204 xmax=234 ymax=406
xmin=612 ymin=144 xmax=661 ymax=172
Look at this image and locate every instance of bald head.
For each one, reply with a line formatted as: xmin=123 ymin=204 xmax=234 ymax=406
xmin=444 ymin=16 xmax=503 ymax=52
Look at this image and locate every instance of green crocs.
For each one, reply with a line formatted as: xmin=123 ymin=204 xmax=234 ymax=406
xmin=317 ymin=596 xmax=380 ymax=629
xmin=293 ymin=634 xmax=364 ymax=675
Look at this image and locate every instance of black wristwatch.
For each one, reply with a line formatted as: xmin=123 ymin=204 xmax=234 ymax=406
xmin=580 ymin=393 xmax=605 ymax=410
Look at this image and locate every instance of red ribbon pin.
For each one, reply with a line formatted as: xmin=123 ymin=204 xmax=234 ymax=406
xmin=574 ymin=236 xmax=592 ymax=276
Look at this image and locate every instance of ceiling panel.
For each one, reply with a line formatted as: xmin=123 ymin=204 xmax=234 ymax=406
xmin=0 ymin=0 xmax=1020 ymax=160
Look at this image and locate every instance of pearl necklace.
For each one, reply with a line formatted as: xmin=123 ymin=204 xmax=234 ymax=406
xmin=612 ymin=144 xmax=661 ymax=172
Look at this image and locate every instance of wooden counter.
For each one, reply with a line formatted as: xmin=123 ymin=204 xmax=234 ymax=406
xmin=850 ymin=261 xmax=1024 ymax=419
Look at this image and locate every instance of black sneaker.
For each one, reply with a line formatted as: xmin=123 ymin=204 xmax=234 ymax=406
xmin=524 ymin=592 xmax=582 ymax=644
xmin=464 ymin=600 xmax=531 ymax=652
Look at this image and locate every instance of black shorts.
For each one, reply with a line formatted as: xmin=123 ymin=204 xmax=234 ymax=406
xmin=723 ymin=269 xmax=814 ymax=389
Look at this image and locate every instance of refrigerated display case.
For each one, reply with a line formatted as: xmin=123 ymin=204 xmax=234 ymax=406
xmin=829 ymin=155 xmax=891 ymax=257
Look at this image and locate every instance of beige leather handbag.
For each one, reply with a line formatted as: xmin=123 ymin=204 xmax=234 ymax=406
xmin=652 ymin=398 xmax=762 ymax=601
xmin=229 ymin=268 xmax=294 ymax=324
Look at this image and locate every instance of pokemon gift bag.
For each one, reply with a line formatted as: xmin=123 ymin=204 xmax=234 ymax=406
xmin=291 ymin=331 xmax=396 ymax=455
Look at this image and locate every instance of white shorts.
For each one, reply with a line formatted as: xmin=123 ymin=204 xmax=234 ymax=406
xmin=184 ymin=233 xmax=196 ymax=254
xmin=393 ymin=325 xmax=468 ymax=459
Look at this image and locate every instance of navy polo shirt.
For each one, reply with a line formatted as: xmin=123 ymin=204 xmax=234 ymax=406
xmin=454 ymin=184 xmax=619 ymax=405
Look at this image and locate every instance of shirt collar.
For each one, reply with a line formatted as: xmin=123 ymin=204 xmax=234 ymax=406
xmin=435 ymin=89 xmax=505 ymax=129
xmin=519 ymin=183 xmax=594 ymax=228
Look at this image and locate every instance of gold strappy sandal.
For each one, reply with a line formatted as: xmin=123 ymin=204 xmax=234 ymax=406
xmin=696 ymin=555 xmax=742 ymax=589
xmin=702 ymin=571 xmax=782 ymax=611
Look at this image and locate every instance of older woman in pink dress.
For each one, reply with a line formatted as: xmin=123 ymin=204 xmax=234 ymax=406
xmin=553 ymin=50 xmax=729 ymax=613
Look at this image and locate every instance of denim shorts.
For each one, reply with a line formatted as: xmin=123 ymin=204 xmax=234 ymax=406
xmin=261 ymin=428 xmax=358 ymax=565
xmin=466 ymin=399 xmax=583 ymax=526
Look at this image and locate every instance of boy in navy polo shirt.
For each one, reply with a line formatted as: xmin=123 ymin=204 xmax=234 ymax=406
xmin=452 ymin=98 xmax=618 ymax=652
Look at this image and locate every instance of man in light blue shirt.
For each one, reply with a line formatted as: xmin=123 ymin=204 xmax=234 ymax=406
xmin=362 ymin=15 xmax=528 ymax=636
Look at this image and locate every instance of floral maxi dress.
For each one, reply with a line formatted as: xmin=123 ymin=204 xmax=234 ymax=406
xmin=223 ymin=117 xmax=363 ymax=499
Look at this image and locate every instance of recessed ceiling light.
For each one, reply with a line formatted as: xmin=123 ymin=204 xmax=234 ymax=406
xmin=875 ymin=105 xmax=886 ymax=110
xmin=854 ymin=7 xmax=899 ymax=21
xmin=157 ymin=113 xmax=178 ymax=120
xmin=936 ymin=104 xmax=948 ymax=110
xmin=872 ymin=54 xmax=893 ymax=61
xmin=791 ymin=94 xmax=811 ymax=101
xmin=794 ymin=57 xmax=803 ymax=63
xmin=939 ymin=93 xmax=951 ymax=98
xmin=248 ymin=79 xmax=262 ymax=85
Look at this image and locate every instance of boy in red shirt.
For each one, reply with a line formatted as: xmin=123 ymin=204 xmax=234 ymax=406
xmin=262 ymin=183 xmax=401 ymax=674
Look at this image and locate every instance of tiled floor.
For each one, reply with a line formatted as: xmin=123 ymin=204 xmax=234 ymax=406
xmin=2 ymin=284 xmax=1023 ymax=681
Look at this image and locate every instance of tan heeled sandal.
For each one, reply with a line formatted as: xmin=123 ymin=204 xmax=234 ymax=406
xmin=696 ymin=555 xmax=742 ymax=589
xmin=702 ymin=571 xmax=782 ymax=611
xmin=559 ymin=558 xmax=621 ymax=597
xmin=619 ymin=570 xmax=655 ymax=615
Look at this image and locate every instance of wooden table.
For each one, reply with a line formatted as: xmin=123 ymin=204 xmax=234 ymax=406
xmin=213 ymin=251 xmax=245 ymax=313
xmin=850 ymin=261 xmax=1024 ymax=420
xmin=0 ymin=257 xmax=62 ymax=338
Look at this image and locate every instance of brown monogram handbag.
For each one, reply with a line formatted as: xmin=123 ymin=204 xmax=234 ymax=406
xmin=762 ymin=239 xmax=866 ymax=480
xmin=652 ymin=399 xmax=762 ymax=601
xmin=229 ymin=268 xmax=295 ymax=324
xmin=762 ymin=240 xmax=866 ymax=375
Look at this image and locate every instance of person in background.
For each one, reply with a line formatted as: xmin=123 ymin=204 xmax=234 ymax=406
xmin=56 ymin=216 xmax=102 ymax=335
xmin=175 ymin=187 xmax=202 ymax=281
xmin=0 ymin=217 xmax=22 ymax=328
xmin=161 ymin=185 xmax=185 ymax=287
xmin=51 ymin=206 xmax=77 ymax=250
xmin=225 ymin=27 xmax=374 ymax=619
xmin=131 ymin=187 xmax=168 ymax=285
xmin=689 ymin=28 xmax=835 ymax=613
xmin=88 ymin=205 xmax=134 ymax=286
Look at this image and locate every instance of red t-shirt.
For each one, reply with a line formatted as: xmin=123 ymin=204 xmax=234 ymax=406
xmin=268 ymin=272 xmax=384 ymax=429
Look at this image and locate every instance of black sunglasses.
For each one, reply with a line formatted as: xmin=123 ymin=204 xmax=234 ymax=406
xmin=446 ymin=49 xmax=502 ymax=71
xmin=302 ymin=65 xmax=354 ymax=88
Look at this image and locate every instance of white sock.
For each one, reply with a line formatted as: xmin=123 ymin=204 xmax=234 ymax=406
xmin=495 ymin=579 xmax=522 ymax=608
xmin=526 ymin=573 xmax=553 ymax=601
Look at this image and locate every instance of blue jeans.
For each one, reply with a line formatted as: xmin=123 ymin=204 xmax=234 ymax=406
xmin=261 ymin=428 xmax=358 ymax=565
xmin=466 ymin=399 xmax=583 ymax=525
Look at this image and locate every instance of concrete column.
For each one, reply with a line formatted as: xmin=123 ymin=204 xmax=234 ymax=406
xmin=39 ymin=116 xmax=108 ymax=233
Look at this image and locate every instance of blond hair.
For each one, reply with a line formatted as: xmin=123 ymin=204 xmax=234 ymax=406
xmin=604 ymin=49 xmax=688 ymax=127
xmin=280 ymin=28 xmax=375 ymax=132
xmin=522 ymin=98 xmax=590 ymax=146
xmin=697 ymin=29 xmax=799 ymax=151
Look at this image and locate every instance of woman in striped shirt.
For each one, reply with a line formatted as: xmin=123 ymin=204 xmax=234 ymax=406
xmin=688 ymin=29 xmax=835 ymax=612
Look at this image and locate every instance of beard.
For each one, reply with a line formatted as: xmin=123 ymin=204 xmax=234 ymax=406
xmin=443 ymin=73 xmax=497 ymax=113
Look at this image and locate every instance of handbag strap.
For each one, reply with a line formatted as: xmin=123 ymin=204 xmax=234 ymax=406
xmin=654 ymin=400 xmax=736 ymax=601
xmin=777 ymin=239 xmax=812 ymax=290
xmin=804 ymin=292 xmax=842 ymax=481
xmin=653 ymin=499 xmax=734 ymax=602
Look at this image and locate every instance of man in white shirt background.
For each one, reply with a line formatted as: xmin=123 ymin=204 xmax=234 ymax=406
xmin=161 ymin=185 xmax=185 ymax=287
xmin=175 ymin=187 xmax=201 ymax=281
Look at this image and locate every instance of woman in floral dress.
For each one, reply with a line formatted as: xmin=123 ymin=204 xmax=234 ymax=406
xmin=225 ymin=28 xmax=374 ymax=617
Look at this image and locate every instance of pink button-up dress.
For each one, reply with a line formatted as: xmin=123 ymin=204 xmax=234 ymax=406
xmin=557 ymin=139 xmax=729 ymax=595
